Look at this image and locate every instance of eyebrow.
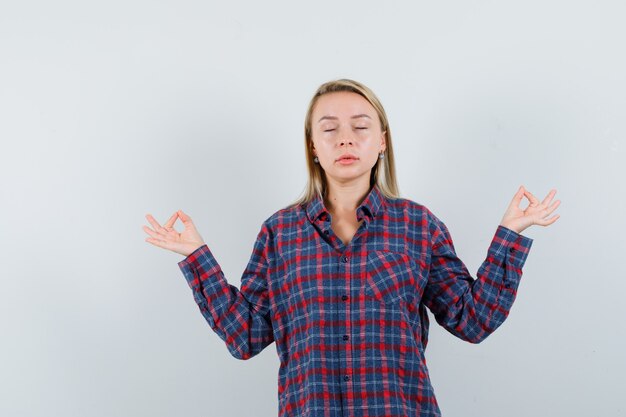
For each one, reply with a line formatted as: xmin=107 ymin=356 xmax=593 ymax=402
xmin=317 ymin=114 xmax=371 ymax=123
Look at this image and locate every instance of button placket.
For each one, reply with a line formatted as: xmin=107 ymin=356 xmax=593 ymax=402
xmin=319 ymin=213 xmax=331 ymax=237
xmin=338 ymin=252 xmax=353 ymax=391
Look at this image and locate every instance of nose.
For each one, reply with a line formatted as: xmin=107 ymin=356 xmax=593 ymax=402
xmin=339 ymin=137 xmax=354 ymax=146
xmin=337 ymin=125 xmax=356 ymax=147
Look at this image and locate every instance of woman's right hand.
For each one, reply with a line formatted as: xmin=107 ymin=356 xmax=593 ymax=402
xmin=143 ymin=210 xmax=206 ymax=257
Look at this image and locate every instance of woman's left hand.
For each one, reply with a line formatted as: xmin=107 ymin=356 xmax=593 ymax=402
xmin=499 ymin=186 xmax=561 ymax=234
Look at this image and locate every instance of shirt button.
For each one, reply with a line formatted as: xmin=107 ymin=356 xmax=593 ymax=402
xmin=343 ymin=375 xmax=350 ymax=381
xmin=509 ymin=247 xmax=516 ymax=253
xmin=341 ymin=295 xmax=348 ymax=301
xmin=343 ymin=335 xmax=349 ymax=341
xmin=341 ymin=256 xmax=349 ymax=263
xmin=324 ymin=230 xmax=329 ymax=235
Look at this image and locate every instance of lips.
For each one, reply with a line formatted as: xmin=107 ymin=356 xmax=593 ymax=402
xmin=336 ymin=154 xmax=358 ymax=161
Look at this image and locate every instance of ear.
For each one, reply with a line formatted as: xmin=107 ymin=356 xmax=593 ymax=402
xmin=380 ymin=131 xmax=387 ymax=152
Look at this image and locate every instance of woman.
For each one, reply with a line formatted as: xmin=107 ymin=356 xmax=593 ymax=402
xmin=143 ymin=79 xmax=560 ymax=417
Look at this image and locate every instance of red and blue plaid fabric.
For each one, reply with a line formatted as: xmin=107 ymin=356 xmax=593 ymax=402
xmin=178 ymin=184 xmax=533 ymax=416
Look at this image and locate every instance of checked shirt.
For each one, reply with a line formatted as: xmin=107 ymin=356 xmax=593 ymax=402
xmin=177 ymin=184 xmax=533 ymax=416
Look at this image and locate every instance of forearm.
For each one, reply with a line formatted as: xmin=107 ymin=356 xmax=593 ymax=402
xmin=426 ymin=225 xmax=533 ymax=343
xmin=178 ymin=244 xmax=274 ymax=359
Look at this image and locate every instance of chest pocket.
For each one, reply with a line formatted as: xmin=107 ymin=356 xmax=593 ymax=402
xmin=364 ymin=250 xmax=419 ymax=306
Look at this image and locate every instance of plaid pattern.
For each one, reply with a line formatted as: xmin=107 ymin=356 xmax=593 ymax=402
xmin=178 ymin=184 xmax=533 ymax=416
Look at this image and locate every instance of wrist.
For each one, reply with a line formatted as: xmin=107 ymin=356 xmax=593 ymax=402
xmin=500 ymin=222 xmax=523 ymax=234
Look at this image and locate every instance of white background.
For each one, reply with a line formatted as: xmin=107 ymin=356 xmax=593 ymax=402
xmin=1 ymin=1 xmax=624 ymax=416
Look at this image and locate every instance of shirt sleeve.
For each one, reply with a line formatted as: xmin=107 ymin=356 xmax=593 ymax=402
xmin=422 ymin=210 xmax=533 ymax=344
xmin=177 ymin=222 xmax=275 ymax=360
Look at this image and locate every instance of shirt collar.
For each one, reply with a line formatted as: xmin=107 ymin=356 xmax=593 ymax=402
xmin=305 ymin=183 xmax=385 ymax=224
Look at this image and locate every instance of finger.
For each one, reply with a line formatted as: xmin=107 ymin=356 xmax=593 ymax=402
xmin=178 ymin=210 xmax=194 ymax=224
xmin=541 ymin=189 xmax=557 ymax=206
xmin=146 ymin=214 xmax=168 ymax=235
xmin=535 ymin=200 xmax=560 ymax=222
xmin=542 ymin=199 xmax=561 ymax=217
xmin=145 ymin=236 xmax=171 ymax=249
xmin=508 ymin=186 xmax=525 ymax=209
xmin=524 ymin=189 xmax=540 ymax=205
xmin=164 ymin=212 xmax=179 ymax=229
xmin=143 ymin=225 xmax=168 ymax=241
xmin=146 ymin=214 xmax=163 ymax=230
xmin=538 ymin=214 xmax=560 ymax=226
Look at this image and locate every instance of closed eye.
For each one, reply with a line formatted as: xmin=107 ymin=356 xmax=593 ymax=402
xmin=324 ymin=127 xmax=367 ymax=132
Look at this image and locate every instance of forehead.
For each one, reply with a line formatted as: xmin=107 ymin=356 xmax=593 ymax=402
xmin=312 ymin=91 xmax=377 ymax=120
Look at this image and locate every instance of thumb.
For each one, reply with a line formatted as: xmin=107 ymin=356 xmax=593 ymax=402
xmin=510 ymin=185 xmax=525 ymax=207
xmin=178 ymin=209 xmax=193 ymax=223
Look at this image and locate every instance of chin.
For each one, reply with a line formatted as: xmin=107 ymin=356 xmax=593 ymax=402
xmin=327 ymin=170 xmax=371 ymax=183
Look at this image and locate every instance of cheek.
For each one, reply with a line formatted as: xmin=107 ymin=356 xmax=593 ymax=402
xmin=313 ymin=140 xmax=333 ymax=155
xmin=367 ymin=152 xmax=381 ymax=166
xmin=366 ymin=144 xmax=384 ymax=163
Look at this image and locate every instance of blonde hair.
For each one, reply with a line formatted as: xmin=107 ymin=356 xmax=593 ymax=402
xmin=287 ymin=78 xmax=400 ymax=209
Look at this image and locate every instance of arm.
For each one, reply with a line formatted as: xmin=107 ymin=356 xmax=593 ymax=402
xmin=422 ymin=211 xmax=533 ymax=344
xmin=177 ymin=223 xmax=274 ymax=360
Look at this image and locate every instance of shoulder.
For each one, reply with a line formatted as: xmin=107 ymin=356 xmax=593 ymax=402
xmin=384 ymin=195 xmax=450 ymax=237
xmin=257 ymin=202 xmax=305 ymax=236
xmin=385 ymin=195 xmax=436 ymax=220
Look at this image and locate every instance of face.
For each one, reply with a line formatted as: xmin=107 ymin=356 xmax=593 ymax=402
xmin=310 ymin=91 xmax=386 ymax=185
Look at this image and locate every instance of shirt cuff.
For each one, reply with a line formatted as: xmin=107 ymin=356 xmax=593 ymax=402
xmin=177 ymin=244 xmax=221 ymax=289
xmin=488 ymin=225 xmax=533 ymax=269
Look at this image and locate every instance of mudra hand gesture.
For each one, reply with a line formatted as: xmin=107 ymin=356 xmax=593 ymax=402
xmin=143 ymin=210 xmax=206 ymax=257
xmin=499 ymin=186 xmax=561 ymax=234
xmin=143 ymin=186 xmax=560 ymax=256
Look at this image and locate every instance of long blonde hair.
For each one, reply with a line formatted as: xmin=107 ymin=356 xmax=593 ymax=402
xmin=286 ymin=78 xmax=400 ymax=209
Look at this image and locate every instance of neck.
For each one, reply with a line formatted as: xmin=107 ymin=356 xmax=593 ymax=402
xmin=324 ymin=177 xmax=371 ymax=214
